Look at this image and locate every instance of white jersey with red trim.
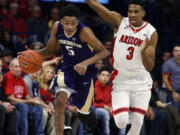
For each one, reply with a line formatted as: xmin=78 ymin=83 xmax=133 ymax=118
xmin=112 ymin=17 xmax=156 ymax=89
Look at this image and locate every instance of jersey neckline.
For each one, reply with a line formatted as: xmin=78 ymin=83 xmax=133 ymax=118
xmin=129 ymin=21 xmax=148 ymax=34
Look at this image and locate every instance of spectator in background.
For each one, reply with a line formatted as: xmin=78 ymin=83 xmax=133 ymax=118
xmin=2 ymin=2 xmax=28 ymax=48
xmin=1 ymin=48 xmax=13 ymax=74
xmin=39 ymin=66 xmax=55 ymax=105
xmin=144 ymin=79 xmax=180 ymax=135
xmin=0 ymin=29 xmax=16 ymax=54
xmin=38 ymin=66 xmax=56 ymax=135
xmin=151 ymin=51 xmax=172 ymax=88
xmin=30 ymin=41 xmax=44 ymax=51
xmin=48 ymin=6 xmax=60 ymax=30
xmin=65 ymin=105 xmax=80 ymax=135
xmin=26 ymin=5 xmax=48 ymax=44
xmin=93 ymin=67 xmax=112 ymax=135
xmin=162 ymin=51 xmax=172 ymax=62
xmin=103 ymin=40 xmax=113 ymax=72
xmin=19 ymin=0 xmax=39 ymax=19
xmin=0 ymin=59 xmax=16 ymax=135
xmin=24 ymin=69 xmax=55 ymax=135
xmin=0 ymin=0 xmax=9 ymax=17
xmin=162 ymin=44 xmax=180 ymax=108
xmin=2 ymin=58 xmax=44 ymax=135
xmin=95 ymin=60 xmax=104 ymax=71
xmin=104 ymin=39 xmax=113 ymax=54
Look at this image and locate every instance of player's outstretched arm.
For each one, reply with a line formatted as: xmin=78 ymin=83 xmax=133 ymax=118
xmin=85 ymin=0 xmax=122 ymax=28
xmin=39 ymin=22 xmax=59 ymax=59
xmin=74 ymin=27 xmax=110 ymax=75
xmin=140 ymin=31 xmax=158 ymax=71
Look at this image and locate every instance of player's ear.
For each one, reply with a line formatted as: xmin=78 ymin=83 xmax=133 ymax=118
xmin=76 ymin=19 xmax=79 ymax=26
xmin=142 ymin=10 xmax=145 ymax=18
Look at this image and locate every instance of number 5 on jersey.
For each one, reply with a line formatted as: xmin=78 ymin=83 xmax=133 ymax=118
xmin=126 ymin=47 xmax=134 ymax=60
xmin=66 ymin=46 xmax=75 ymax=56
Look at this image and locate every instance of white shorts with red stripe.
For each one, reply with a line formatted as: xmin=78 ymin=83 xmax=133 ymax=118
xmin=111 ymin=88 xmax=151 ymax=117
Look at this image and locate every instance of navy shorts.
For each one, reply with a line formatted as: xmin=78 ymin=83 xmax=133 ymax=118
xmin=50 ymin=68 xmax=97 ymax=112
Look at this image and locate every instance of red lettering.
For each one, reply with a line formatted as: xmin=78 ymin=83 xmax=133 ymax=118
xmin=127 ymin=36 xmax=131 ymax=44
xmin=130 ymin=37 xmax=134 ymax=44
xmin=134 ymin=38 xmax=138 ymax=46
xmin=138 ymin=40 xmax=143 ymax=46
xmin=120 ymin=35 xmax=124 ymax=42
xmin=124 ymin=36 xmax=129 ymax=43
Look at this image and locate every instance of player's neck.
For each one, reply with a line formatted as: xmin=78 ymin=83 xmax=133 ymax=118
xmin=64 ymin=28 xmax=77 ymax=38
xmin=131 ymin=21 xmax=144 ymax=28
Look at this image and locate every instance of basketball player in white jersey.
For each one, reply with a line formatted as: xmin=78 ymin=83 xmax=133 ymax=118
xmin=86 ymin=0 xmax=158 ymax=135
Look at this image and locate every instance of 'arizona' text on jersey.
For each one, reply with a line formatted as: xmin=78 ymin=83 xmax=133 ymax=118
xmin=112 ymin=17 xmax=156 ymax=90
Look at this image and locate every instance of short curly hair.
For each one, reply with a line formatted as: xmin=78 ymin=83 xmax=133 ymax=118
xmin=129 ymin=0 xmax=145 ymax=9
xmin=60 ymin=4 xmax=80 ymax=19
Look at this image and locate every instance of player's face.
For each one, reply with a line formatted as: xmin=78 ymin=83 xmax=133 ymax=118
xmin=173 ymin=46 xmax=180 ymax=60
xmin=98 ymin=71 xmax=110 ymax=85
xmin=10 ymin=60 xmax=22 ymax=77
xmin=45 ymin=68 xmax=54 ymax=81
xmin=61 ymin=16 xmax=79 ymax=36
xmin=128 ymin=4 xmax=145 ymax=27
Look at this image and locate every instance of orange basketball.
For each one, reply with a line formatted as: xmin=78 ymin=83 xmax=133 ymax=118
xmin=18 ymin=50 xmax=43 ymax=73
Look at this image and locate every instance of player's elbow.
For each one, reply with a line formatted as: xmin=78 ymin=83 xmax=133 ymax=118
xmin=145 ymin=63 xmax=154 ymax=71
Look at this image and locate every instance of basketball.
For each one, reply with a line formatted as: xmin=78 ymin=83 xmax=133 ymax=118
xmin=18 ymin=50 xmax=43 ymax=73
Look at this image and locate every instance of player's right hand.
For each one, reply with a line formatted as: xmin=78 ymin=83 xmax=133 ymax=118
xmin=140 ymin=37 xmax=150 ymax=52
xmin=52 ymin=57 xmax=62 ymax=65
xmin=74 ymin=62 xmax=88 ymax=76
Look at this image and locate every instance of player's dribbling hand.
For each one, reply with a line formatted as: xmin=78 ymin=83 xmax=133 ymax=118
xmin=74 ymin=62 xmax=88 ymax=75
xmin=52 ymin=57 xmax=62 ymax=65
xmin=17 ymin=45 xmax=31 ymax=56
xmin=140 ymin=37 xmax=150 ymax=52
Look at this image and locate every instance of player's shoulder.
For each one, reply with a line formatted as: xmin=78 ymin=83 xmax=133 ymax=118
xmin=78 ymin=21 xmax=89 ymax=32
xmin=53 ymin=21 xmax=60 ymax=27
xmin=121 ymin=17 xmax=129 ymax=25
xmin=146 ymin=22 xmax=156 ymax=32
xmin=51 ymin=21 xmax=60 ymax=32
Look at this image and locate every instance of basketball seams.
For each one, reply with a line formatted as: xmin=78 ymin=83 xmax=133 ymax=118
xmin=27 ymin=50 xmax=41 ymax=65
xmin=19 ymin=55 xmax=41 ymax=68
xmin=19 ymin=50 xmax=43 ymax=73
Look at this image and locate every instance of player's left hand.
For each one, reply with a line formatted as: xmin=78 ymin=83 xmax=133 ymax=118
xmin=140 ymin=37 xmax=150 ymax=52
xmin=74 ymin=62 xmax=88 ymax=75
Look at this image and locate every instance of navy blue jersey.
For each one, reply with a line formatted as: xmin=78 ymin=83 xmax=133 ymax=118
xmin=51 ymin=21 xmax=98 ymax=112
xmin=56 ymin=21 xmax=95 ymax=71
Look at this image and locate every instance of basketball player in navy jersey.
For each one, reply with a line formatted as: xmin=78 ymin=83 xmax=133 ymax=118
xmin=86 ymin=0 xmax=158 ymax=135
xmin=39 ymin=5 xmax=110 ymax=135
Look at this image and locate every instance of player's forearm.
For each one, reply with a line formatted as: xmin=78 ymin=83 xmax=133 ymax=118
xmin=83 ymin=48 xmax=110 ymax=66
xmin=39 ymin=47 xmax=53 ymax=59
xmin=86 ymin=0 xmax=103 ymax=13
xmin=42 ymin=60 xmax=54 ymax=67
xmin=141 ymin=51 xmax=155 ymax=71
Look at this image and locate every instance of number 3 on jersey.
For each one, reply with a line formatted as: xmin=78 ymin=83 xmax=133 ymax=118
xmin=66 ymin=46 xmax=75 ymax=56
xmin=126 ymin=47 xmax=134 ymax=60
